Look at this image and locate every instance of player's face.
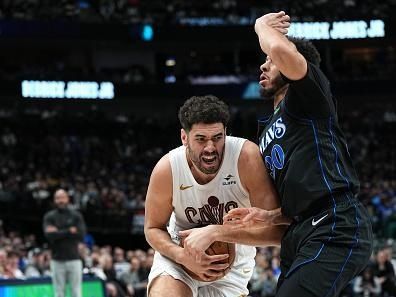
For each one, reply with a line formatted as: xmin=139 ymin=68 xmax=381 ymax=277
xmin=182 ymin=123 xmax=226 ymax=175
xmin=259 ymin=56 xmax=287 ymax=99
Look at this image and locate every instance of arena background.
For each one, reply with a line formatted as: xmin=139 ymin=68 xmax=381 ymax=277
xmin=0 ymin=1 xmax=395 ymax=297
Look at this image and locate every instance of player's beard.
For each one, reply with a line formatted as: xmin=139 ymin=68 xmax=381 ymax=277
xmin=260 ymin=72 xmax=287 ymax=100
xmin=187 ymin=145 xmax=222 ymax=175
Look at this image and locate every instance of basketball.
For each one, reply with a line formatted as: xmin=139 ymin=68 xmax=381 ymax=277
xmin=179 ymin=239 xmax=236 ymax=282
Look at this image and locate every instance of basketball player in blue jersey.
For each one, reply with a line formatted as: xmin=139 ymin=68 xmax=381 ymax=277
xmin=224 ymin=11 xmax=373 ymax=297
xmin=144 ymin=95 xmax=289 ymax=297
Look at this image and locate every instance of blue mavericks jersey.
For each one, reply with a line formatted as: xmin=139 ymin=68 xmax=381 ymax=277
xmin=258 ymin=63 xmax=360 ymax=218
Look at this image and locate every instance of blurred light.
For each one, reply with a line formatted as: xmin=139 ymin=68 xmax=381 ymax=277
xmin=243 ymin=82 xmax=260 ymax=99
xmin=78 ymin=1 xmax=90 ymax=9
xmin=165 ymin=58 xmax=176 ymax=67
xmin=141 ymin=25 xmax=154 ymax=41
xmin=188 ymin=75 xmax=243 ymax=85
xmin=288 ymin=19 xmax=385 ymax=40
xmin=21 ymin=80 xmax=114 ymax=100
xmin=164 ymin=75 xmax=176 ymax=84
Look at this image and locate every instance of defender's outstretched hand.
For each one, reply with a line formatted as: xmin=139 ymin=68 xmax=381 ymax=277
xmin=223 ymin=207 xmax=273 ymax=228
xmin=224 ymin=207 xmax=292 ymax=228
xmin=179 ymin=225 xmax=218 ymax=262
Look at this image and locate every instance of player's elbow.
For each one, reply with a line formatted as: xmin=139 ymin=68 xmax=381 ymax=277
xmin=144 ymin=224 xmax=158 ymax=245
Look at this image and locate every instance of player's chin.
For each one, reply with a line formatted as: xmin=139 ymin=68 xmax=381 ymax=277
xmin=201 ymin=164 xmax=219 ymax=174
xmin=259 ymin=87 xmax=275 ymax=100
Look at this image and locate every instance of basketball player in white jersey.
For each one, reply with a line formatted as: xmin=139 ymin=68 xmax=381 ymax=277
xmin=144 ymin=95 xmax=288 ymax=297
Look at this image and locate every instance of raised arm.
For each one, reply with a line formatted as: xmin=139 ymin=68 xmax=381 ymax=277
xmin=255 ymin=11 xmax=307 ymax=80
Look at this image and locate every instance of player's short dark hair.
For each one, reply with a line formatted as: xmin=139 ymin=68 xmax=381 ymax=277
xmin=288 ymin=36 xmax=321 ymax=66
xmin=178 ymin=95 xmax=230 ymax=132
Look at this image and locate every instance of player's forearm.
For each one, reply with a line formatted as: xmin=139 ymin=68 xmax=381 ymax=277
xmin=213 ymin=224 xmax=286 ymax=247
xmin=145 ymin=227 xmax=185 ymax=264
xmin=257 ymin=24 xmax=303 ymax=79
xmin=256 ymin=23 xmax=289 ymax=57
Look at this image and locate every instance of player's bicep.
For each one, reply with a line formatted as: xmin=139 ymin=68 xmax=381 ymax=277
xmin=144 ymin=155 xmax=173 ymax=231
xmin=239 ymin=141 xmax=279 ymax=210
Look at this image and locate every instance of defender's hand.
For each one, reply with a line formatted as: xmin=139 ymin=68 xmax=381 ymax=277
xmin=223 ymin=207 xmax=273 ymax=228
xmin=255 ymin=11 xmax=290 ymax=35
xmin=179 ymin=225 xmax=218 ymax=262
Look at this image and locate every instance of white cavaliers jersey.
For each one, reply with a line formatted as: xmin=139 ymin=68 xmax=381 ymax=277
xmin=168 ymin=136 xmax=256 ymax=267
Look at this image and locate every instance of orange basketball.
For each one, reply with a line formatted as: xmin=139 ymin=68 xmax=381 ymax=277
xmin=179 ymin=239 xmax=236 ymax=282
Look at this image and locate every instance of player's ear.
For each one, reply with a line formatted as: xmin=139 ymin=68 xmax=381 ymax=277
xmin=181 ymin=129 xmax=188 ymax=146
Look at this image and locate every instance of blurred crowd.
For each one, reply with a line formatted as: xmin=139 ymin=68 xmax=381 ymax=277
xmin=0 ymin=101 xmax=395 ymax=235
xmin=340 ymin=104 xmax=396 ymax=239
xmin=0 ymin=227 xmax=152 ymax=297
xmin=1 ymin=46 xmax=394 ymax=86
xmin=0 ymin=0 xmax=394 ymax=24
xmin=1 ymin=226 xmax=396 ymax=297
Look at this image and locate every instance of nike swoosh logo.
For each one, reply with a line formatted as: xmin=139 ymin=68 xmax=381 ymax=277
xmin=312 ymin=214 xmax=328 ymax=226
xmin=179 ymin=184 xmax=193 ymax=190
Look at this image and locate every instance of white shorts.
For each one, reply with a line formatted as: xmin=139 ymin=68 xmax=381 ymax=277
xmin=148 ymin=247 xmax=255 ymax=297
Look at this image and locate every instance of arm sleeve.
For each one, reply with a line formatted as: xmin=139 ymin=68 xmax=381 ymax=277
xmin=281 ymin=63 xmax=336 ymax=119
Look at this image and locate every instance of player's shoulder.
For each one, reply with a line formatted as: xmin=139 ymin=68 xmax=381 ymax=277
xmin=238 ymin=140 xmax=261 ymax=166
xmin=240 ymin=140 xmax=260 ymax=157
xmin=150 ymin=153 xmax=172 ymax=180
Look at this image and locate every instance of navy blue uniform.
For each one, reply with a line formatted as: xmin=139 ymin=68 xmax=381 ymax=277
xmin=259 ymin=63 xmax=373 ymax=297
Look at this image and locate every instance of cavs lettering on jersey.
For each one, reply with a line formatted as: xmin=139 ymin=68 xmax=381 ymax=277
xmin=168 ymin=136 xmax=256 ymax=266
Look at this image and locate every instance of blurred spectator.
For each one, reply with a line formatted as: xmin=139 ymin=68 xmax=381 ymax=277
xmin=24 ymin=248 xmax=50 ymax=278
xmin=1 ymin=251 xmax=24 ymax=279
xmin=101 ymin=253 xmax=127 ymax=297
xmin=353 ymin=266 xmax=381 ymax=297
xmin=119 ymin=256 xmax=147 ymax=297
xmin=372 ymin=249 xmax=396 ymax=296
xmin=0 ymin=249 xmax=6 ymax=276
xmin=43 ymin=189 xmax=87 ymax=297
xmin=261 ymin=268 xmax=277 ymax=297
xmin=113 ymin=247 xmax=130 ymax=279
xmin=89 ymin=252 xmax=107 ymax=280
